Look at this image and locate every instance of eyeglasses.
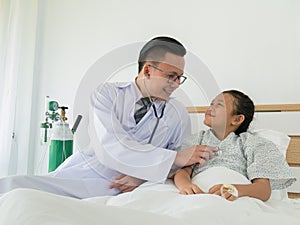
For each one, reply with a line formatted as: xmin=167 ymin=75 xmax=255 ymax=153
xmin=149 ymin=65 xmax=187 ymax=85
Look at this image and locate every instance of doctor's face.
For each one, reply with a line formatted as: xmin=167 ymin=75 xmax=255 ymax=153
xmin=146 ymin=52 xmax=185 ymax=100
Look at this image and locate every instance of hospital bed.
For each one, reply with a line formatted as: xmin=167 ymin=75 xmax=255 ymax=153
xmin=0 ymin=104 xmax=300 ymax=225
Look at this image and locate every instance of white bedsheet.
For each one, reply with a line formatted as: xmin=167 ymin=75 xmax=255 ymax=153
xmin=0 ymin=188 xmax=182 ymax=225
xmin=1 ymin=168 xmax=300 ymax=225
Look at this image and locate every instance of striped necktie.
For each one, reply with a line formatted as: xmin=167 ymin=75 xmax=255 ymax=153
xmin=134 ymin=97 xmax=152 ymax=124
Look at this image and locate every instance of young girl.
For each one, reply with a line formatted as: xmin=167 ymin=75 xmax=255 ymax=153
xmin=173 ymin=90 xmax=296 ymax=201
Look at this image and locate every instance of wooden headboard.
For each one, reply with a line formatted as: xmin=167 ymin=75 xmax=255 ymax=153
xmin=187 ymin=104 xmax=300 ymax=198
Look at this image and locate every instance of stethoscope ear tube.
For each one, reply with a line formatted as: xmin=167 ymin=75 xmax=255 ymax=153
xmin=142 ymin=77 xmax=166 ymax=144
xmin=148 ymin=103 xmax=166 ymax=144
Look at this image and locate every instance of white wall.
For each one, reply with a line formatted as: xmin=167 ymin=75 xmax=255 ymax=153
xmin=18 ymin=0 xmax=300 ymax=173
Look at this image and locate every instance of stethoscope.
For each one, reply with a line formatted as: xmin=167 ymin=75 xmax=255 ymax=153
xmin=148 ymin=102 xmax=166 ymax=144
xmin=142 ymin=77 xmax=166 ymax=144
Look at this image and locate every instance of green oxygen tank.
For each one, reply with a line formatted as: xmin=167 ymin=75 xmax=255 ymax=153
xmin=48 ymin=122 xmax=73 ymax=172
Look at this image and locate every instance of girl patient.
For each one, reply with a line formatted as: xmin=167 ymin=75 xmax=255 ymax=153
xmin=173 ymin=90 xmax=295 ymax=201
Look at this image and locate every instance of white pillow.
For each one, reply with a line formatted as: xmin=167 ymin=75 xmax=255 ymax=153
xmin=192 ymin=166 xmax=287 ymax=201
xmin=192 ymin=166 xmax=250 ymax=193
xmin=251 ymin=129 xmax=290 ymax=158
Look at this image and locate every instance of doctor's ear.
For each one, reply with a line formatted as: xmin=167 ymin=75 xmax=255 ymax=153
xmin=143 ymin=65 xmax=151 ymax=77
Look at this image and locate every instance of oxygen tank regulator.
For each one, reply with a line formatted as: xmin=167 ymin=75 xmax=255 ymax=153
xmin=40 ymin=96 xmax=82 ymax=172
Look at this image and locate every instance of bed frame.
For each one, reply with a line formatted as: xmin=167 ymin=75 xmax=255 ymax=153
xmin=187 ymin=104 xmax=300 ymax=199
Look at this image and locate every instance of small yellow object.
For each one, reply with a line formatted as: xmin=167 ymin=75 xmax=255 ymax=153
xmin=223 ymin=184 xmax=231 ymax=189
xmin=220 ymin=184 xmax=238 ymax=197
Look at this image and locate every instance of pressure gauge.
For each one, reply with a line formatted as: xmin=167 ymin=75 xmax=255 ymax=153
xmin=49 ymin=101 xmax=59 ymax=112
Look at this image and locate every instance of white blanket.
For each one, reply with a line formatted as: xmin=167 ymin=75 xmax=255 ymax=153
xmin=1 ymin=167 xmax=300 ymax=225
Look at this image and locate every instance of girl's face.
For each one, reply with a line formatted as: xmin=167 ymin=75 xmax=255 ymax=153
xmin=204 ymin=93 xmax=241 ymax=137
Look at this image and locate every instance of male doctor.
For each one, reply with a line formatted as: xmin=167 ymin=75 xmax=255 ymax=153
xmin=0 ymin=36 xmax=216 ymax=198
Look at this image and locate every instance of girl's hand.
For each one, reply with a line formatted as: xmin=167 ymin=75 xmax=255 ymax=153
xmin=179 ymin=183 xmax=204 ymax=195
xmin=208 ymin=184 xmax=238 ymax=201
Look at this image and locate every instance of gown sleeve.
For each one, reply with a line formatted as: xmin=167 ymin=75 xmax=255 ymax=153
xmin=242 ymin=133 xmax=296 ymax=190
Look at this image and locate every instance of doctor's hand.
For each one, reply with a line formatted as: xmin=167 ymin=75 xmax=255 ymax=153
xmin=174 ymin=145 xmax=218 ymax=167
xmin=109 ymin=174 xmax=146 ymax=193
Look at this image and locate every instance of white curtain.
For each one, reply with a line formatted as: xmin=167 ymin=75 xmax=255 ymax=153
xmin=0 ymin=0 xmax=23 ymax=177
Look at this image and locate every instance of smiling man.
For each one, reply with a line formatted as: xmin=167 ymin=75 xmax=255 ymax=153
xmin=0 ymin=36 xmax=214 ymax=198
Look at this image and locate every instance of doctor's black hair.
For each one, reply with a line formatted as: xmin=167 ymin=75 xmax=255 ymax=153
xmin=223 ymin=90 xmax=254 ymax=135
xmin=138 ymin=36 xmax=186 ymax=73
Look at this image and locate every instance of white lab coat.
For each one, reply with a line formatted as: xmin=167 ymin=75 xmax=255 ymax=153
xmin=0 ymin=82 xmax=191 ymax=198
xmin=87 ymin=82 xmax=191 ymax=181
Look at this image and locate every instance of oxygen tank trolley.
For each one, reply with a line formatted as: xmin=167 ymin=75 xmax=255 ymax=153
xmin=40 ymin=96 xmax=82 ymax=172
